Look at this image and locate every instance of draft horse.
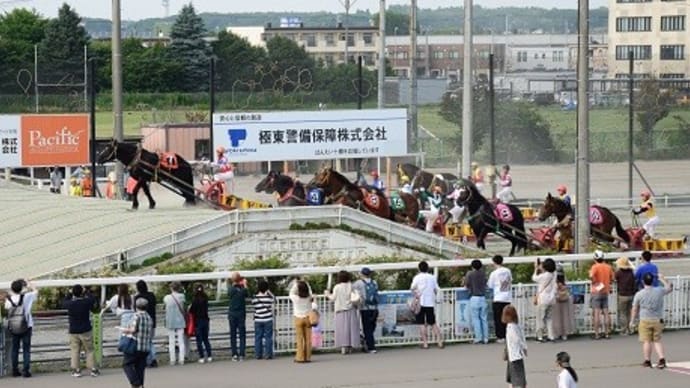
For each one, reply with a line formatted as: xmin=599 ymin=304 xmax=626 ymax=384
xmin=97 ymin=139 xmax=196 ymax=209
xmin=456 ymin=181 xmax=527 ymax=256
xmin=254 ymin=171 xmax=307 ymax=206
xmin=312 ymin=167 xmax=392 ymax=219
xmin=539 ymin=194 xmax=630 ymax=247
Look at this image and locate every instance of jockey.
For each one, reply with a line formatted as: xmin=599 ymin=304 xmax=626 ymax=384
xmin=556 ymin=184 xmax=572 ymax=210
xmin=633 ymin=190 xmax=659 ymax=238
xmin=447 ymin=182 xmax=465 ymax=224
xmin=419 ymin=186 xmax=444 ymax=232
xmin=400 ymin=175 xmax=413 ymax=194
xmin=471 ymin=162 xmax=484 ymax=194
xmin=370 ymin=170 xmax=385 ymax=191
xmin=496 ymin=164 xmax=512 ymax=203
xmin=213 ymin=146 xmax=234 ymax=192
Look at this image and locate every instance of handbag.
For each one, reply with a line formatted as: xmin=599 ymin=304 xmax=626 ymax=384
xmin=185 ymin=312 xmax=196 ymax=337
xmin=349 ymin=284 xmax=361 ymax=306
xmin=308 ymin=309 xmax=320 ymax=327
xmin=118 ymin=335 xmax=137 ymax=355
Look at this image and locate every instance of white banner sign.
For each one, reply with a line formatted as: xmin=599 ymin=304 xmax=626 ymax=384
xmin=0 ymin=115 xmax=21 ymax=168
xmin=212 ymin=109 xmax=408 ymax=162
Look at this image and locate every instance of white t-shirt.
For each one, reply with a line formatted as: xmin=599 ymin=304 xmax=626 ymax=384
xmin=487 ymin=267 xmax=513 ymax=303
xmin=557 ymin=369 xmax=577 ymax=388
xmin=4 ymin=291 xmax=38 ymax=328
xmin=532 ymin=271 xmax=557 ymax=305
xmin=410 ymin=272 xmax=438 ymax=307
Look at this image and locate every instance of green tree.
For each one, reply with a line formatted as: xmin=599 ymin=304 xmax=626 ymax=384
xmin=265 ymin=36 xmax=315 ymax=93
xmin=635 ymin=79 xmax=675 ymax=158
xmin=371 ymin=11 xmax=410 ymax=36
xmin=169 ymin=3 xmax=210 ymax=92
xmin=125 ymin=43 xmax=184 ymax=92
xmin=212 ymin=30 xmax=267 ymax=92
xmin=88 ymin=40 xmax=112 ymax=91
xmin=315 ymin=63 xmax=376 ymax=104
xmin=0 ymin=9 xmax=48 ymax=93
xmin=37 ymin=3 xmax=90 ymax=87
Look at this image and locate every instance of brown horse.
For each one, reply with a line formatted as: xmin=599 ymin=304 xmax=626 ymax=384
xmin=539 ymin=194 xmax=630 ymax=247
xmin=390 ymin=190 xmax=420 ymax=226
xmin=312 ymin=167 xmax=392 ymax=219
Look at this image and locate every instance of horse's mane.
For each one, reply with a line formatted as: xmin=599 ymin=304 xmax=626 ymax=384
xmin=328 ymin=168 xmax=358 ymax=191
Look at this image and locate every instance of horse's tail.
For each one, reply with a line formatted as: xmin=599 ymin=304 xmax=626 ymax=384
xmin=615 ymin=215 xmax=630 ymax=243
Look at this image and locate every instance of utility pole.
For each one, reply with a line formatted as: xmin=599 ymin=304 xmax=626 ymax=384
xmin=377 ymin=0 xmax=386 ymax=109
xmin=489 ymin=53 xmax=496 ymax=199
xmin=112 ymin=0 xmax=124 ymax=197
xmin=576 ymin=0 xmax=590 ymax=253
xmin=628 ymin=51 xmax=634 ymax=207
xmin=461 ymin=0 xmax=473 ymax=179
xmin=409 ymin=0 xmax=418 ymax=150
xmin=339 ymin=0 xmax=357 ymax=64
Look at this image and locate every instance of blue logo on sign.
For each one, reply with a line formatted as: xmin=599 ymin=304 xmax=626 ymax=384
xmin=227 ymin=129 xmax=247 ymax=147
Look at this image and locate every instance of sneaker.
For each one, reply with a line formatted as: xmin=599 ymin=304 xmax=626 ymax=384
xmin=232 ymin=355 xmax=239 ymax=362
xmin=206 ymin=357 xmax=213 ymax=363
xmin=22 ymin=371 xmax=31 ymax=378
xmin=496 ymin=339 xmax=506 ymax=344
xmin=657 ymin=359 xmax=667 ymax=369
xmin=150 ymin=360 xmax=159 ymax=368
xmin=239 ymin=356 xmax=245 ymax=362
xmin=198 ymin=358 xmax=206 ymax=364
xmin=90 ymin=369 xmax=100 ymax=377
xmin=264 ymin=356 xmax=272 ymax=360
xmin=12 ymin=370 xmax=21 ymax=378
xmin=71 ymin=369 xmax=82 ymax=378
xmin=369 ymin=349 xmax=378 ymax=354
xmin=642 ymin=360 xmax=652 ymax=368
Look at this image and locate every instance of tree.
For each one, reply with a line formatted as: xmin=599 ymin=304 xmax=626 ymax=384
xmin=371 ymin=11 xmax=409 ymax=36
xmin=37 ymin=3 xmax=90 ymax=86
xmin=124 ymin=43 xmax=184 ymax=93
xmin=635 ymin=79 xmax=675 ymax=158
xmin=212 ymin=30 xmax=267 ymax=92
xmin=265 ymin=36 xmax=315 ymax=93
xmin=315 ymin=63 xmax=376 ymax=104
xmin=440 ymin=86 xmax=555 ymax=163
xmin=168 ymin=3 xmax=210 ymax=92
xmin=0 ymin=9 xmax=48 ymax=93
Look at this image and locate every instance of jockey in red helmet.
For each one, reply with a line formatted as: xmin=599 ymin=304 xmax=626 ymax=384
xmin=556 ymin=184 xmax=572 ymax=209
xmin=633 ymin=189 xmax=659 ymax=238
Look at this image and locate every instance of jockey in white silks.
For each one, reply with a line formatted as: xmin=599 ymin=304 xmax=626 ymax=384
xmin=419 ymin=186 xmax=444 ymax=233
xmin=496 ymin=164 xmax=513 ymax=203
xmin=214 ymin=146 xmax=234 ymax=193
xmin=447 ymin=183 xmax=465 ymax=224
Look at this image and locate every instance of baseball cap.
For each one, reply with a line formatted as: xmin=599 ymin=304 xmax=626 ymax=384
xmin=361 ymin=267 xmax=372 ymax=276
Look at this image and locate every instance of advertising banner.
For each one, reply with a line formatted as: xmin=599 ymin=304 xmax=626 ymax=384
xmin=0 ymin=114 xmax=89 ymax=168
xmin=378 ymin=291 xmax=419 ymax=340
xmin=212 ymin=109 xmax=408 ymax=163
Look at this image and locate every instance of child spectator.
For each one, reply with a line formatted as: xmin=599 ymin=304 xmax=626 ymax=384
xmin=252 ymin=280 xmax=275 ymax=360
xmin=556 ymin=351 xmax=578 ymax=388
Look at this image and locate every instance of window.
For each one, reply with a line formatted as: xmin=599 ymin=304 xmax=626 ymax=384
xmin=616 ymin=17 xmax=652 ymax=32
xmin=304 ymin=33 xmax=316 ymax=47
xmin=615 ymin=73 xmax=651 ymax=79
xmin=285 ymin=33 xmax=297 ymax=41
xmin=534 ymin=53 xmax=539 ymax=59
xmin=660 ymin=45 xmax=684 ymax=60
xmin=449 ymin=51 xmax=460 ymax=59
xmin=552 ymin=51 xmax=564 ymax=62
xmin=616 ymin=0 xmax=651 ymax=3
xmin=325 ymin=33 xmax=335 ymax=46
xmin=433 ymin=51 xmax=445 ymax=59
xmin=347 ymin=33 xmax=354 ymax=47
xmin=363 ymin=33 xmax=374 ymax=46
xmin=194 ymin=139 xmax=210 ymax=160
xmin=395 ymin=51 xmax=408 ymax=59
xmin=661 ymin=16 xmax=685 ymax=31
xmin=660 ymin=73 xmax=685 ymax=79
xmin=324 ymin=54 xmax=334 ymax=66
xmin=615 ymin=45 xmax=652 ymax=60
xmin=516 ymin=51 xmax=527 ymax=62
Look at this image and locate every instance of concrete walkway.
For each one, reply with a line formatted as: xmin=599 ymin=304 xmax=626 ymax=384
xmin=13 ymin=331 xmax=690 ymax=388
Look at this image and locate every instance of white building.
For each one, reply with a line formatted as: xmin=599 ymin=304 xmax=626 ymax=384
xmin=608 ymin=0 xmax=689 ymax=79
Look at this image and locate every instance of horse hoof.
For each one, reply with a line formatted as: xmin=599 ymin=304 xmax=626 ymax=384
xmin=149 ymin=203 xmax=156 ymax=210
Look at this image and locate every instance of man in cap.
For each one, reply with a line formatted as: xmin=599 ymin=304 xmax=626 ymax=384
xmin=353 ymin=267 xmax=379 ymax=353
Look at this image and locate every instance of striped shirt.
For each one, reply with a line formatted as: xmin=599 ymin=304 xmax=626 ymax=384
xmin=251 ymin=292 xmax=275 ymax=322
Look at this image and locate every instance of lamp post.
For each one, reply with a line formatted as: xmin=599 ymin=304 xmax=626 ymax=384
xmin=112 ymin=0 xmax=124 ymax=197
xmin=575 ymin=0 xmax=590 ymax=253
xmin=461 ymin=0 xmax=473 ymax=179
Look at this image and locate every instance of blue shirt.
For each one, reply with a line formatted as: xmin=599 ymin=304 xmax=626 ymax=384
xmin=635 ymin=262 xmax=659 ymax=289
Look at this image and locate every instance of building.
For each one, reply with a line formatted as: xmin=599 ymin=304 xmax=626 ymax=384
xmin=608 ymin=0 xmax=689 ymax=79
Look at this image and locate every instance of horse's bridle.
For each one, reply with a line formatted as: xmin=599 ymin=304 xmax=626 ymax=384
xmin=102 ymin=141 xmax=118 ymax=163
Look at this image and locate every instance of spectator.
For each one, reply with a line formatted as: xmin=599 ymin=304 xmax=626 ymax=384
xmin=589 ymin=250 xmax=614 ymax=339
xmin=487 ymin=254 xmax=512 ymax=343
xmin=326 ymin=271 xmax=361 ymax=355
xmin=410 ymin=261 xmax=444 ymax=349
xmin=635 ymin=251 xmax=659 ymax=290
xmin=553 ymin=277 xmax=573 ymax=341
xmin=503 ymin=305 xmax=528 ymax=388
xmin=49 ymin=166 xmax=63 ymax=194
xmin=81 ymin=169 xmax=93 ymax=197
xmin=252 ymin=280 xmax=274 ymax=360
xmin=532 ymin=257 xmax=557 ymax=342
xmin=190 ymin=283 xmax=213 ymax=363
xmin=630 ymin=273 xmax=673 ymax=369
xmin=105 ymin=171 xmax=117 ymax=199
xmin=62 ymin=284 xmax=99 ymax=377
xmin=556 ymin=351 xmax=578 ymax=388
xmin=615 ymin=257 xmax=637 ymax=335
xmin=121 ymin=298 xmax=154 ymax=388
xmin=289 ymin=280 xmax=313 ymax=363
xmin=134 ymin=280 xmax=158 ymax=367
xmin=227 ymin=272 xmax=248 ymax=361
xmin=107 ymin=284 xmax=135 ymax=328
xmin=4 ymin=279 xmax=38 ymax=378
xmin=69 ymin=177 xmax=82 ymax=197
xmin=464 ymin=259 xmax=488 ymax=344
xmin=353 ymin=267 xmax=379 ymax=353
xmin=163 ymin=281 xmax=186 ymax=365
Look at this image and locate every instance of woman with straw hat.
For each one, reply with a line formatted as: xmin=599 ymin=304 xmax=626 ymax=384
xmin=614 ymin=257 xmax=636 ymax=335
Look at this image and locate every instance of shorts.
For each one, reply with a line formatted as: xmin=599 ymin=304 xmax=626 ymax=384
xmin=506 ymin=359 xmax=527 ymax=387
xmin=590 ymin=293 xmax=609 ymax=309
xmin=415 ymin=306 xmax=436 ymax=325
xmin=638 ymin=319 xmax=664 ymax=342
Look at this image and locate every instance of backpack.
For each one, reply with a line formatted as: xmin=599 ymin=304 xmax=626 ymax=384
xmin=7 ymin=294 xmax=29 ymax=335
xmin=363 ymin=280 xmax=379 ymax=306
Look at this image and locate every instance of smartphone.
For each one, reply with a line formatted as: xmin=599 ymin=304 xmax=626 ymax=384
xmin=537 ymin=258 xmax=541 ymax=265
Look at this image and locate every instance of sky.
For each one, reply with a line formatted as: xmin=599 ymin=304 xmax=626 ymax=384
xmin=2 ymin=0 xmax=608 ymax=21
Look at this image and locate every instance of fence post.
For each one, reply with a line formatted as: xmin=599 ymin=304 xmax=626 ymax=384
xmin=0 ymin=316 xmax=7 ymax=377
xmin=93 ymin=311 xmax=103 ymax=368
xmin=216 ymin=278 xmax=223 ymax=302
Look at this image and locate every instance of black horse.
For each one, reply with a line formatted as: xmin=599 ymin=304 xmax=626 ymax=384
xmin=255 ymin=171 xmax=307 ymax=206
xmin=97 ymin=139 xmax=196 ymax=209
xmin=456 ymin=181 xmax=527 ymax=256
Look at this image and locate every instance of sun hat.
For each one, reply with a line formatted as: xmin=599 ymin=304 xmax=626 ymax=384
xmin=616 ymin=257 xmax=632 ymax=270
